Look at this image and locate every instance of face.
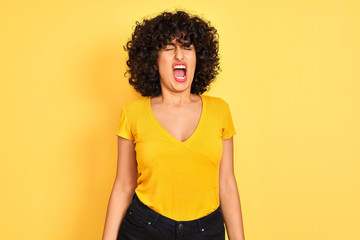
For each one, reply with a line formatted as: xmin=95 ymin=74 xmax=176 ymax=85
xmin=157 ymin=37 xmax=196 ymax=93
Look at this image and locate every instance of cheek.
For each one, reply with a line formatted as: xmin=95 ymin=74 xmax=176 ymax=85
xmin=188 ymin=54 xmax=197 ymax=71
xmin=158 ymin=58 xmax=170 ymax=72
xmin=189 ymin=51 xmax=196 ymax=61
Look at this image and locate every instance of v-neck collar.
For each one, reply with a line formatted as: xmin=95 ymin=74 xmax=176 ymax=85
xmin=147 ymin=95 xmax=206 ymax=144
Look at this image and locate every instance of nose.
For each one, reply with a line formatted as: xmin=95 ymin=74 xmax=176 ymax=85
xmin=174 ymin=45 xmax=184 ymax=60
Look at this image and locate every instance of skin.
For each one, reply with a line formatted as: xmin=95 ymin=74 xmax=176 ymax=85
xmin=150 ymin=37 xmax=201 ymax=142
xmin=157 ymin=37 xmax=196 ymax=99
xmin=102 ymin=37 xmax=245 ymax=240
xmin=220 ymin=137 xmax=246 ymax=240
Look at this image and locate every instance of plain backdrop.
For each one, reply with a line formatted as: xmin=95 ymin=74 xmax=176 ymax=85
xmin=0 ymin=0 xmax=359 ymax=239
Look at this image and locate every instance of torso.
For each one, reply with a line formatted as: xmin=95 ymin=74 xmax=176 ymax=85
xmin=118 ymin=94 xmax=235 ymax=220
xmin=149 ymin=94 xmax=203 ymax=142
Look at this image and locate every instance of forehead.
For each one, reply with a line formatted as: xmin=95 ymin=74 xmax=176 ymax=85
xmin=166 ymin=32 xmax=191 ymax=43
xmin=166 ymin=36 xmax=192 ymax=45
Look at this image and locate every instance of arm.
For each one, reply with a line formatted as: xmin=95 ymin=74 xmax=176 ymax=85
xmin=219 ymin=137 xmax=246 ymax=240
xmin=102 ymin=136 xmax=138 ymax=240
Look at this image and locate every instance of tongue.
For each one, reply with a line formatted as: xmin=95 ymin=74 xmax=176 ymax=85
xmin=174 ymin=69 xmax=186 ymax=77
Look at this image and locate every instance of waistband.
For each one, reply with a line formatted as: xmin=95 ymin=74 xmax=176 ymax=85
xmin=128 ymin=193 xmax=223 ymax=233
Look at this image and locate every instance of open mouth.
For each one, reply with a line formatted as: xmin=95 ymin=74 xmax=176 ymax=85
xmin=173 ymin=63 xmax=187 ymax=81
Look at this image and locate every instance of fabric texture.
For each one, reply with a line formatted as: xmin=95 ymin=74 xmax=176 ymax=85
xmin=116 ymin=94 xmax=236 ymax=221
xmin=117 ymin=193 xmax=225 ymax=240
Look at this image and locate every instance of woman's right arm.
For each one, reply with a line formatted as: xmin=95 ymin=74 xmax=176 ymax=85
xmin=102 ymin=136 xmax=138 ymax=240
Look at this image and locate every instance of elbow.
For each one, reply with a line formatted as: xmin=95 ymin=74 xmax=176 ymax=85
xmin=219 ymin=175 xmax=238 ymax=193
xmin=112 ymin=178 xmax=137 ymax=195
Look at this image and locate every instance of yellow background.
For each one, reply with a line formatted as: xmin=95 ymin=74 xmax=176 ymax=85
xmin=1 ymin=0 xmax=359 ymax=239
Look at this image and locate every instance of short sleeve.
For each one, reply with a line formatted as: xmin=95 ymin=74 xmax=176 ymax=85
xmin=221 ymin=102 xmax=236 ymax=139
xmin=116 ymin=105 xmax=134 ymax=140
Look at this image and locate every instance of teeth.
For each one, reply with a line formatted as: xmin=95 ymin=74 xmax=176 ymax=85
xmin=174 ymin=65 xmax=186 ymax=70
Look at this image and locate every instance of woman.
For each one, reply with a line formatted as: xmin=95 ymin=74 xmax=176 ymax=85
xmin=102 ymin=10 xmax=245 ymax=240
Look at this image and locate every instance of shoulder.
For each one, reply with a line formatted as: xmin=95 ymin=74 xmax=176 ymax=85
xmin=122 ymin=97 xmax=147 ymax=110
xmin=202 ymin=94 xmax=230 ymax=109
xmin=121 ymin=97 xmax=148 ymax=120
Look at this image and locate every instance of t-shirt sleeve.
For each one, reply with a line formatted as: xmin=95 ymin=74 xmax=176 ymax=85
xmin=221 ymin=102 xmax=236 ymax=140
xmin=116 ymin=104 xmax=134 ymax=140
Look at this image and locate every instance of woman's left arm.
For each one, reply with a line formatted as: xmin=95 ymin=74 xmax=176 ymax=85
xmin=219 ymin=137 xmax=246 ymax=240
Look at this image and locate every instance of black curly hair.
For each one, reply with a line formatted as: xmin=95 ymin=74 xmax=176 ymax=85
xmin=123 ymin=10 xmax=220 ymax=97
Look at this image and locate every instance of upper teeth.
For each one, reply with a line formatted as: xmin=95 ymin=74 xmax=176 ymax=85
xmin=174 ymin=65 xmax=186 ymax=70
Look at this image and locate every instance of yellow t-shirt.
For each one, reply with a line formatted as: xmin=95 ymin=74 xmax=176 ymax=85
xmin=116 ymin=94 xmax=236 ymax=221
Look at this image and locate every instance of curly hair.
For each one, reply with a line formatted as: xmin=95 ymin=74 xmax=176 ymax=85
xmin=123 ymin=10 xmax=220 ymax=97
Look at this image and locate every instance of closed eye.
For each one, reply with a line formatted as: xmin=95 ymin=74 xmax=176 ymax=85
xmin=183 ymin=44 xmax=194 ymax=50
xmin=163 ymin=43 xmax=193 ymax=51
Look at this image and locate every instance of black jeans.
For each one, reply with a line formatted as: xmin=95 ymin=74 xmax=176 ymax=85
xmin=117 ymin=193 xmax=225 ymax=240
